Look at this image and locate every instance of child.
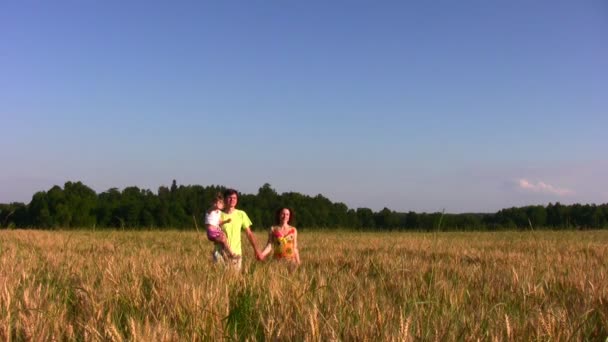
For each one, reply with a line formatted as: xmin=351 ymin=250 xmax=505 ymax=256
xmin=204 ymin=194 xmax=236 ymax=258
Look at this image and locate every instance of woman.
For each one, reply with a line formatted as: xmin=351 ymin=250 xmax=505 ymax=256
xmin=259 ymin=207 xmax=301 ymax=266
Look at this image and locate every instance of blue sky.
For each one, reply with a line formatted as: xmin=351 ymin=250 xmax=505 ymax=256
xmin=1 ymin=1 xmax=607 ymax=213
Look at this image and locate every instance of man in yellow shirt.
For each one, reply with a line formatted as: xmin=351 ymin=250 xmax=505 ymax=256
xmin=214 ymin=188 xmax=261 ymax=269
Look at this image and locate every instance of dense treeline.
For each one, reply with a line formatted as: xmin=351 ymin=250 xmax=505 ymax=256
xmin=1 ymin=181 xmax=607 ymax=230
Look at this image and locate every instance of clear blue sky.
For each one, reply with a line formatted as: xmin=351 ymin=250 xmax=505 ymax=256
xmin=1 ymin=1 xmax=607 ymax=213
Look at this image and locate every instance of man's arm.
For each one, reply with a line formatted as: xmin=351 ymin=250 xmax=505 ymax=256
xmin=245 ymin=227 xmax=262 ymax=260
xmin=259 ymin=231 xmax=273 ymax=260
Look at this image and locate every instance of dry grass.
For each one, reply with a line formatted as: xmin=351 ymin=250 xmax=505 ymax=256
xmin=1 ymin=229 xmax=607 ymax=341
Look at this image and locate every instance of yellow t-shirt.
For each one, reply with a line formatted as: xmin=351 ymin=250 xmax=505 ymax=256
xmin=218 ymin=209 xmax=252 ymax=256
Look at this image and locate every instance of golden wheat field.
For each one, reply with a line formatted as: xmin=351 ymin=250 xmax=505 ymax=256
xmin=0 ymin=229 xmax=607 ymax=341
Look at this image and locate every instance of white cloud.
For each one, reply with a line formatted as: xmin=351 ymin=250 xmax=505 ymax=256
xmin=517 ymin=179 xmax=572 ymax=196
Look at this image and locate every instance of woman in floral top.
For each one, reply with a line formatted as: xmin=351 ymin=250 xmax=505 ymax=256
xmin=259 ymin=207 xmax=300 ymax=265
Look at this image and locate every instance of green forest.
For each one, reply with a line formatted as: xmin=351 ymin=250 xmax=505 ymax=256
xmin=1 ymin=180 xmax=607 ymax=230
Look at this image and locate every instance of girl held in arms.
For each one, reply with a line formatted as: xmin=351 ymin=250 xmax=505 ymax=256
xmin=205 ymin=194 xmax=237 ymax=258
xmin=259 ymin=207 xmax=301 ymax=266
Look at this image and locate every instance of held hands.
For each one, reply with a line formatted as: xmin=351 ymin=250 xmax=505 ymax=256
xmin=245 ymin=228 xmax=264 ymax=261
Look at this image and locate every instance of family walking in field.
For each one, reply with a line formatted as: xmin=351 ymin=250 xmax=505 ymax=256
xmin=204 ymin=189 xmax=300 ymax=270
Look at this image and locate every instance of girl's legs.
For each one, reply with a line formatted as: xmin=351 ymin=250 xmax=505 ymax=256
xmin=220 ymin=239 xmax=237 ymax=258
xmin=215 ymin=232 xmax=238 ymax=258
xmin=207 ymin=226 xmax=237 ymax=258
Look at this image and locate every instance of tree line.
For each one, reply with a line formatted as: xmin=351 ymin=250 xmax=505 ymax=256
xmin=1 ymin=181 xmax=607 ymax=230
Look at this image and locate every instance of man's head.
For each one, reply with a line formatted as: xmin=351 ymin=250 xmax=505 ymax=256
xmin=223 ymin=189 xmax=239 ymax=210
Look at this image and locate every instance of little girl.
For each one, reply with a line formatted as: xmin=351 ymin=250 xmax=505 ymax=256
xmin=205 ymin=194 xmax=236 ymax=258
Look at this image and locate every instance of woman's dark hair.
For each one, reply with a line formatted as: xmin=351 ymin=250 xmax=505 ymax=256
xmin=275 ymin=207 xmax=295 ymax=225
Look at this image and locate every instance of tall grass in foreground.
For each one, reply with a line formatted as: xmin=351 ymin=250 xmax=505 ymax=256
xmin=0 ymin=230 xmax=607 ymax=341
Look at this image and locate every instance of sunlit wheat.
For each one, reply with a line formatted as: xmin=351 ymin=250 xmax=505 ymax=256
xmin=0 ymin=229 xmax=606 ymax=340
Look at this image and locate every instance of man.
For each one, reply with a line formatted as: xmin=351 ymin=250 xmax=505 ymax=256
xmin=214 ymin=188 xmax=261 ymax=269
